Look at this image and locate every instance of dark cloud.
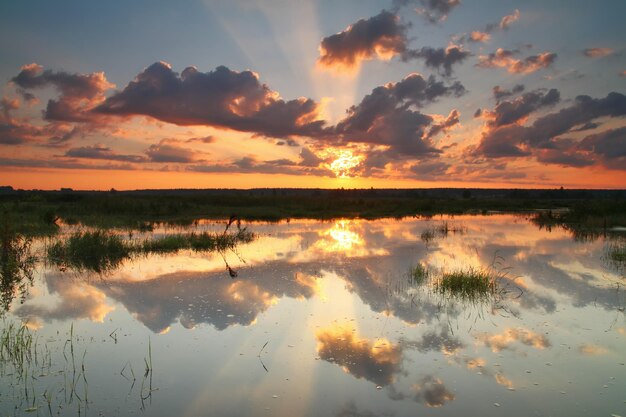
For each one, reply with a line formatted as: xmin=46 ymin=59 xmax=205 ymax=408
xmin=426 ymin=109 xmax=460 ymax=139
xmin=318 ymin=10 xmax=411 ymax=70
xmin=146 ymin=140 xmax=198 ymax=163
xmin=299 ymin=147 xmax=324 ymax=167
xmin=415 ymin=0 xmax=461 ymax=23
xmin=493 ymin=84 xmax=525 ymax=103
xmin=475 ymin=92 xmax=626 ymax=169
xmin=477 ymin=49 xmax=557 ymax=74
xmin=334 ymin=73 xmax=465 ymax=156
xmin=0 ymin=157 xmax=136 ymax=170
xmin=402 ymin=327 xmax=464 ymax=353
xmin=578 ymin=126 xmax=626 ymax=169
xmin=487 ymin=88 xmax=560 ymax=127
xmin=405 ymin=45 xmax=471 ymax=76
xmin=413 ymin=376 xmax=455 ymax=407
xmin=96 ymin=62 xmax=325 ymax=138
xmin=11 ymin=63 xmax=113 ymax=122
xmin=316 ymin=327 xmax=403 ymax=386
xmin=318 ymin=10 xmax=468 ymax=75
xmin=184 ymin=135 xmax=214 ymax=144
xmin=65 ymin=144 xmax=147 ymax=163
xmin=582 ymin=47 xmax=613 ymax=58
xmin=409 ymin=160 xmax=450 ymax=180
xmin=187 ymin=156 xmax=332 ymax=176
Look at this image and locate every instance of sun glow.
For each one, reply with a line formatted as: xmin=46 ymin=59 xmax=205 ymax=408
xmin=328 ymin=150 xmax=363 ymax=177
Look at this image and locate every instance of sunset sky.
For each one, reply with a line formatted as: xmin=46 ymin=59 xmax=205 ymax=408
xmin=0 ymin=0 xmax=624 ymax=190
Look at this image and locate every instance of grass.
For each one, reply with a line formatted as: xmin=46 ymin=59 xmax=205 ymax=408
xmin=1 ymin=219 xmax=37 ymax=312
xmin=607 ymin=241 xmax=626 ymax=263
xmin=48 ymin=230 xmax=130 ymax=273
xmin=434 ymin=267 xmax=497 ymax=300
xmin=0 ymin=321 xmax=36 ymax=377
xmin=2 ymin=188 xmax=624 ymax=237
xmin=47 ymin=227 xmax=255 ymax=273
xmin=410 ymin=263 xmax=430 ymax=284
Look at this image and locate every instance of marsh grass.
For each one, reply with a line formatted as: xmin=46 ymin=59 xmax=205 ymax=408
xmin=1 ymin=219 xmax=37 ymax=312
xmin=47 ymin=230 xmax=130 ymax=273
xmin=434 ymin=267 xmax=497 ymax=300
xmin=607 ymin=241 xmax=626 ymax=263
xmin=420 ymin=221 xmax=467 ymax=243
xmin=409 ymin=263 xmax=430 ymax=284
xmin=0 ymin=321 xmax=35 ymax=378
xmin=47 ymin=227 xmax=255 ymax=273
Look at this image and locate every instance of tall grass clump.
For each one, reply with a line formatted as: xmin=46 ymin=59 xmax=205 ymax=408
xmin=47 ymin=226 xmax=255 ymax=273
xmin=434 ymin=267 xmax=498 ymax=300
xmin=47 ymin=230 xmax=130 ymax=273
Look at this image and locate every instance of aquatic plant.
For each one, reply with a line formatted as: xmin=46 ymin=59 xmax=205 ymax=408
xmin=434 ymin=267 xmax=497 ymax=300
xmin=410 ymin=263 xmax=430 ymax=284
xmin=47 ymin=226 xmax=255 ymax=273
xmin=607 ymin=241 xmax=626 ymax=263
xmin=1 ymin=218 xmax=37 ymax=312
xmin=47 ymin=230 xmax=131 ymax=273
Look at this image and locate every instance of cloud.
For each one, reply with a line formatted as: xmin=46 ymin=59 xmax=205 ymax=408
xmin=582 ymin=47 xmax=614 ymax=58
xmin=65 ymin=144 xmax=147 ymax=163
xmin=485 ymin=88 xmax=560 ymax=127
xmin=415 ymin=0 xmax=461 ymax=23
xmin=478 ymin=327 xmax=550 ymax=352
xmin=426 ymin=108 xmax=460 ymax=139
xmin=15 ymin=275 xmax=114 ymax=323
xmin=492 ymin=84 xmax=525 ymax=103
xmin=11 ymin=63 xmax=113 ymax=122
xmin=317 ymin=10 xmax=411 ymax=71
xmin=462 ymin=10 xmax=520 ymax=44
xmin=0 ymin=156 xmax=137 ymax=170
xmin=475 ymin=91 xmax=626 ymax=165
xmin=146 ymin=140 xmax=198 ymax=163
xmin=577 ymin=126 xmax=626 ymax=170
xmin=96 ymin=62 xmax=325 ymax=138
xmin=318 ymin=11 xmax=468 ymax=75
xmin=469 ymin=31 xmax=490 ymax=43
xmin=316 ymin=326 xmax=403 ymax=386
xmin=334 ymin=73 xmax=465 ymax=156
xmin=299 ymin=146 xmax=324 ymax=167
xmin=406 ymin=45 xmax=471 ymax=76
xmin=412 ymin=376 xmax=455 ymax=407
xmin=477 ymin=49 xmax=557 ymax=74
xmin=499 ymin=9 xmax=520 ymax=30
xmin=187 ymin=155 xmax=332 ymax=176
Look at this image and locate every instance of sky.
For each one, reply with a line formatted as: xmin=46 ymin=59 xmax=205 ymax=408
xmin=0 ymin=0 xmax=624 ymax=190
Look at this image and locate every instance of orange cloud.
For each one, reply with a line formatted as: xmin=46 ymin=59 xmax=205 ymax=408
xmin=316 ymin=326 xmax=403 ymax=386
xmin=479 ymin=327 xmax=550 ymax=352
xmin=477 ymin=49 xmax=557 ymax=74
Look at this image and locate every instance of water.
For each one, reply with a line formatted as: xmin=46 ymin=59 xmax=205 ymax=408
xmin=1 ymin=215 xmax=625 ymax=416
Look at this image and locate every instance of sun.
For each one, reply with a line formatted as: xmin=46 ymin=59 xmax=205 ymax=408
xmin=328 ymin=150 xmax=362 ymax=178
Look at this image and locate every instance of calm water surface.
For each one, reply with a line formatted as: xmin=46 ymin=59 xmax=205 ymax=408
xmin=1 ymin=215 xmax=624 ymax=416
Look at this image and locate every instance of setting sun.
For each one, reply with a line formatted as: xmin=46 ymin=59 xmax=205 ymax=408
xmin=328 ymin=150 xmax=363 ymax=178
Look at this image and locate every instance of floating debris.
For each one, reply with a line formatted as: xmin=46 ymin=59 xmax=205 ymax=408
xmin=494 ymin=403 xmax=501 ymax=407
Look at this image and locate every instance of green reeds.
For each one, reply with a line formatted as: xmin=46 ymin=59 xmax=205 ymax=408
xmin=433 ymin=267 xmax=498 ymax=300
xmin=47 ymin=227 xmax=255 ymax=273
xmin=47 ymin=230 xmax=130 ymax=273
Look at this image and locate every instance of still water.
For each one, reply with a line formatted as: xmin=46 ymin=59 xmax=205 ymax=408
xmin=1 ymin=215 xmax=624 ymax=416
